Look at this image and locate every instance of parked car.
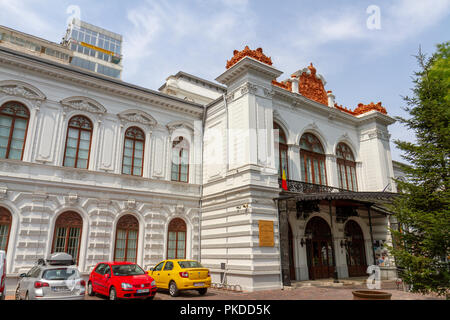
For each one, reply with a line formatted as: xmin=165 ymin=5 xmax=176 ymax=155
xmin=88 ymin=261 xmax=156 ymax=300
xmin=0 ymin=250 xmax=6 ymax=300
xmin=148 ymin=259 xmax=211 ymax=297
xmin=15 ymin=252 xmax=85 ymax=300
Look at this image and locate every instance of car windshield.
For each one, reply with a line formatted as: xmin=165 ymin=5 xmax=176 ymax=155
xmin=112 ymin=264 xmax=145 ymax=276
xmin=42 ymin=268 xmax=79 ymax=280
xmin=178 ymin=261 xmax=203 ymax=268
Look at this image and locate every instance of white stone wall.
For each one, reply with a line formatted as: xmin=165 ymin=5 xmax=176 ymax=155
xmin=0 ymin=56 xmax=203 ymax=275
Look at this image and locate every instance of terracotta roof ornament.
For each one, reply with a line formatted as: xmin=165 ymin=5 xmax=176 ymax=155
xmin=334 ymin=102 xmax=387 ymax=116
xmin=272 ymin=80 xmax=292 ymax=91
xmin=353 ymin=102 xmax=387 ymax=115
xmin=226 ymin=46 xmax=273 ymax=69
xmin=298 ymin=63 xmax=328 ymax=105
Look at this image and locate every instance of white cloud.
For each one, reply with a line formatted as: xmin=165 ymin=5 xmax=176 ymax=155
xmin=121 ymin=0 xmax=257 ymax=86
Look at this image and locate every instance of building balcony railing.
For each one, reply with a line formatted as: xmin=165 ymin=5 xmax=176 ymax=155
xmin=278 ymin=178 xmax=346 ymax=194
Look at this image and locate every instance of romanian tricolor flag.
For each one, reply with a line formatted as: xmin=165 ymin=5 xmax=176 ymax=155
xmin=281 ymin=169 xmax=288 ymax=191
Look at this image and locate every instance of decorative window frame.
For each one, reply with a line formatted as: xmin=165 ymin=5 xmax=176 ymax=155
xmin=0 ymin=80 xmax=47 ymax=162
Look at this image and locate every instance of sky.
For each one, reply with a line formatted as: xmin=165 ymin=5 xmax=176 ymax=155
xmin=0 ymin=0 xmax=449 ymax=162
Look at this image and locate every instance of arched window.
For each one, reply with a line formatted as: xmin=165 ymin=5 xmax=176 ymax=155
xmin=114 ymin=215 xmax=139 ymax=263
xmin=0 ymin=101 xmax=30 ymax=160
xmin=336 ymin=143 xmax=357 ymax=191
xmin=167 ymin=218 xmax=186 ymax=259
xmin=300 ymin=133 xmax=327 ymax=185
xmin=63 ymin=115 xmax=93 ymax=169
xmin=274 ymin=122 xmax=289 ymax=179
xmin=52 ymin=211 xmax=83 ymax=264
xmin=122 ymin=126 xmax=145 ymax=176
xmin=0 ymin=207 xmax=12 ymax=253
xmin=171 ymin=137 xmax=189 ymax=183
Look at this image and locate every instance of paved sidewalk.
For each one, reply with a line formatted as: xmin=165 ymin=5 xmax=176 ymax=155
xmin=6 ymin=282 xmax=443 ymax=300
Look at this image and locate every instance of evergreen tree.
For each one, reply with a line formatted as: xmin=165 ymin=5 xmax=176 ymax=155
xmin=389 ymin=42 xmax=450 ymax=297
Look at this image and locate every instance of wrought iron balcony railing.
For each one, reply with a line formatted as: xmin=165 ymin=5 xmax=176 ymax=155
xmin=278 ymin=178 xmax=347 ymax=194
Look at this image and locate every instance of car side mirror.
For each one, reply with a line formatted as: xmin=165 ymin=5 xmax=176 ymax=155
xmin=19 ymin=273 xmax=27 ymax=278
xmin=104 ymin=273 xmax=110 ymax=279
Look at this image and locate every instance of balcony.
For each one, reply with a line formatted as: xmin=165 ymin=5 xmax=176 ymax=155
xmin=278 ymin=178 xmax=346 ymax=194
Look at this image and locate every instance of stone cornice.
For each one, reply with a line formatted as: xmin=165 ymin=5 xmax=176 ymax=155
xmin=272 ymin=86 xmax=396 ymax=127
xmin=216 ymin=56 xmax=283 ymax=86
xmin=0 ymin=158 xmax=201 ymax=199
xmin=0 ymin=47 xmax=204 ymax=118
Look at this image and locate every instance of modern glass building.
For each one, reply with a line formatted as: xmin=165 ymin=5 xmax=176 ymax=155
xmin=62 ymin=18 xmax=123 ymax=79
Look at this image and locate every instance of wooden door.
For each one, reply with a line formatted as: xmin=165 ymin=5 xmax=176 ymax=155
xmin=345 ymin=220 xmax=367 ymax=277
xmin=305 ymin=217 xmax=335 ymax=280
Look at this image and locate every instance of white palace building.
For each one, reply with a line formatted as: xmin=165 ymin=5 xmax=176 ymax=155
xmin=0 ymin=24 xmax=400 ymax=291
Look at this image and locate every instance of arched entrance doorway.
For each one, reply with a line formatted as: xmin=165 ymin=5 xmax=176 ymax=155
xmin=344 ymin=220 xmax=367 ymax=277
xmin=288 ymin=223 xmax=295 ymax=280
xmin=305 ymin=217 xmax=335 ymax=280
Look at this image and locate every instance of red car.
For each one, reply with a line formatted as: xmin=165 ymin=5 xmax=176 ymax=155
xmin=88 ymin=262 xmax=156 ymax=300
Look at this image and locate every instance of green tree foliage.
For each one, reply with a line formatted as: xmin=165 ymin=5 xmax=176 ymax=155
xmin=389 ymin=42 xmax=450 ymax=297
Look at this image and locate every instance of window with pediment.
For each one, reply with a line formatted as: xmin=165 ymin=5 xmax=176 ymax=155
xmin=114 ymin=215 xmax=139 ymax=263
xmin=274 ymin=122 xmax=289 ymax=179
xmin=0 ymin=207 xmax=12 ymax=253
xmin=63 ymin=115 xmax=93 ymax=169
xmin=122 ymin=126 xmax=145 ymax=176
xmin=336 ymin=143 xmax=358 ymax=191
xmin=0 ymin=101 xmax=30 ymax=160
xmin=171 ymin=137 xmax=189 ymax=183
xmin=51 ymin=211 xmax=83 ymax=264
xmin=300 ymin=133 xmax=327 ymax=185
xmin=167 ymin=218 xmax=186 ymax=259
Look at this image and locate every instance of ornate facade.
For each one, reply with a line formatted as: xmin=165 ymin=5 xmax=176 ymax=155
xmin=0 ymin=41 xmax=399 ymax=292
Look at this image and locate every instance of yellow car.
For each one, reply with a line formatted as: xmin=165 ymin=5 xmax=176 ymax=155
xmin=147 ymin=259 xmax=211 ymax=297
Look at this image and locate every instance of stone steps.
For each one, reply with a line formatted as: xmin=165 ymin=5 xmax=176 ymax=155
xmin=284 ymin=278 xmax=397 ymax=290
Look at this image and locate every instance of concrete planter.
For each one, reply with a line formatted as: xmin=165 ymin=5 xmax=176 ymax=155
xmin=352 ymin=290 xmax=392 ymax=300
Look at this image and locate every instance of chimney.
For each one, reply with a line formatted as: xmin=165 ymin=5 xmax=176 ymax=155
xmin=327 ymin=91 xmax=335 ymax=108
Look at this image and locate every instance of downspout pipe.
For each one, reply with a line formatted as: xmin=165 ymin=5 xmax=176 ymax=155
xmin=198 ymin=102 xmax=208 ymax=262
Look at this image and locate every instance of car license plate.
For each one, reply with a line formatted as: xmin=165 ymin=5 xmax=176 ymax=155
xmin=52 ymin=286 xmax=69 ymax=292
xmin=137 ymin=289 xmax=149 ymax=293
xmin=194 ymin=282 xmax=204 ymax=287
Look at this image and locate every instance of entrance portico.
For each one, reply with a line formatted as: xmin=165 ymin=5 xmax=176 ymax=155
xmin=276 ymin=179 xmax=397 ymax=286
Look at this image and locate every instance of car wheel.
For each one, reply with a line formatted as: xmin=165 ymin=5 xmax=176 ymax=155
xmin=197 ymin=288 xmax=208 ymax=296
xmin=87 ymin=282 xmax=95 ymax=296
xmin=109 ymin=287 xmax=117 ymax=300
xmin=169 ymin=281 xmax=179 ymax=297
xmin=15 ymin=286 xmax=21 ymax=300
xmin=25 ymin=292 xmax=29 ymax=300
xmin=146 ymin=295 xmax=155 ymax=300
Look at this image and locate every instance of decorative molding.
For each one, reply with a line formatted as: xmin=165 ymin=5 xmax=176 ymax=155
xmin=117 ymin=109 xmax=157 ymax=127
xmin=60 ymin=96 xmax=107 ymax=115
xmin=263 ymin=87 xmax=275 ymax=98
xmin=360 ymin=128 xmax=390 ymax=142
xmin=240 ymin=82 xmax=258 ymax=96
xmin=166 ymin=120 xmax=194 ymax=135
xmin=0 ymin=80 xmax=46 ymax=102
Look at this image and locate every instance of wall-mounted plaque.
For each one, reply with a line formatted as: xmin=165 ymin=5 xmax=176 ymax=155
xmin=259 ymin=220 xmax=274 ymax=247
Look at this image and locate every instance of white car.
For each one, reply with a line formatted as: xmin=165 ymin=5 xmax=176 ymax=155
xmin=15 ymin=253 xmax=85 ymax=300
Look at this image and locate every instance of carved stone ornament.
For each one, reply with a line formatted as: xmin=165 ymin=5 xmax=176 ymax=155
xmin=166 ymin=121 xmax=194 ymax=135
xmin=118 ymin=109 xmax=157 ymax=127
xmin=0 ymin=80 xmax=46 ymax=102
xmin=60 ymin=96 xmax=107 ymax=114
xmin=263 ymin=87 xmax=275 ymax=97
xmin=226 ymin=46 xmax=273 ymax=69
xmin=240 ymin=82 xmax=258 ymax=96
xmin=126 ymin=199 xmax=136 ymax=209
